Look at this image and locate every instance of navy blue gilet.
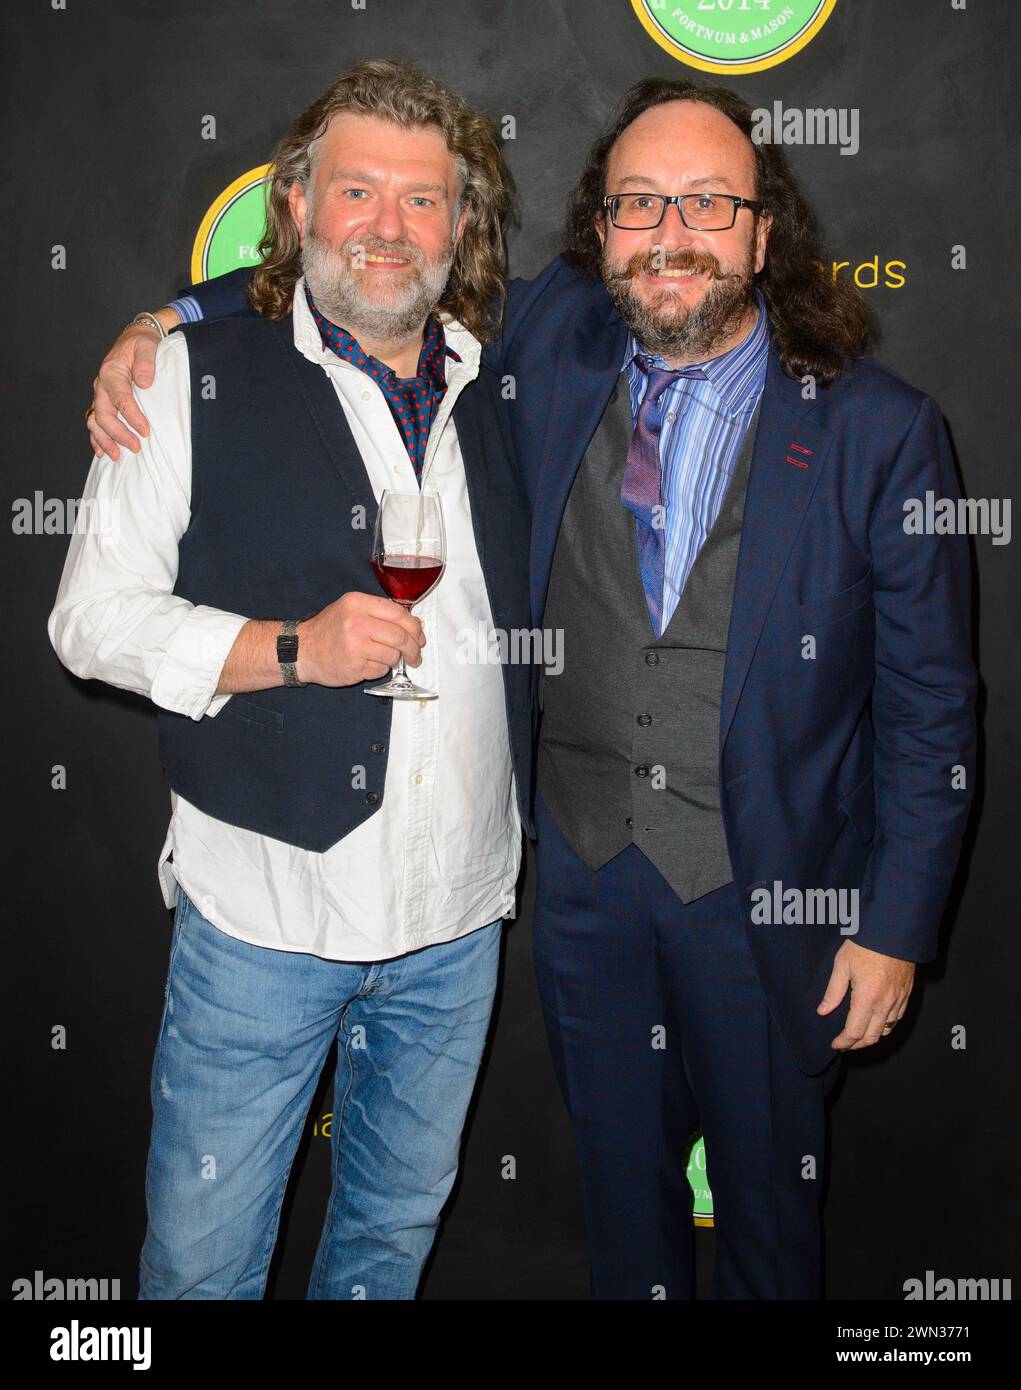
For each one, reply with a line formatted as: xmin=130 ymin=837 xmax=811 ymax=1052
xmin=157 ymin=312 xmax=534 ymax=851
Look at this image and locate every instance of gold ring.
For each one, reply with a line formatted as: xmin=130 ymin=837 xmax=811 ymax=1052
xmin=882 ymin=1020 xmax=897 ymax=1033
xmin=85 ymin=404 xmax=96 ymax=423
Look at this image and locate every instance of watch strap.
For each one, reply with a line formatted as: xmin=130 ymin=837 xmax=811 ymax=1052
xmin=277 ymin=619 xmax=307 ymax=687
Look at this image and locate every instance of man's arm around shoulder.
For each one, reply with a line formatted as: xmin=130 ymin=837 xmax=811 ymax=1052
xmin=88 ymin=266 xmax=257 ymax=461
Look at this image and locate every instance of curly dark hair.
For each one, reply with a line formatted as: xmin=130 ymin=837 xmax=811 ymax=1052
xmin=561 ymin=77 xmax=876 ymax=386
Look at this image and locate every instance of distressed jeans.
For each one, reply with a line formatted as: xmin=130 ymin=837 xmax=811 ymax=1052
xmin=138 ymin=888 xmax=501 ymax=1299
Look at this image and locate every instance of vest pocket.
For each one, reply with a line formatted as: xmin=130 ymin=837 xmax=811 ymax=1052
xmin=222 ymin=695 xmax=285 ymax=731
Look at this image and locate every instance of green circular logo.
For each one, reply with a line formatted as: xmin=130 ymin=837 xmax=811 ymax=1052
xmin=687 ymin=1134 xmax=714 ymax=1224
xmin=191 ymin=164 xmax=271 ymax=284
xmin=631 ymin=0 xmax=838 ymax=74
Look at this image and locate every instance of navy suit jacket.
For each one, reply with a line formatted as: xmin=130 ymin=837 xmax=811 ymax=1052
xmin=186 ymin=261 xmax=977 ymax=1074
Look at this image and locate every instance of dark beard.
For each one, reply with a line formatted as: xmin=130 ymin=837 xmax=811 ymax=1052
xmin=602 ymin=245 xmax=757 ymax=361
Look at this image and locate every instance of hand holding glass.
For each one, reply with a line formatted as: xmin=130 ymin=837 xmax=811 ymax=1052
xmin=366 ymin=488 xmax=446 ymax=700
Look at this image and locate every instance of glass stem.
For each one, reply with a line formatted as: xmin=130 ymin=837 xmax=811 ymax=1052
xmin=393 ymin=601 xmax=414 ymax=683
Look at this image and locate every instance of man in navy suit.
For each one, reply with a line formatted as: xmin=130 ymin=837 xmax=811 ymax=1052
xmin=87 ymin=76 xmax=976 ymax=1300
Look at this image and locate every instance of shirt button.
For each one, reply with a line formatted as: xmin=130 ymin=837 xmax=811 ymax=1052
xmin=361 ymin=390 xmax=371 ymax=401
xmin=645 ymin=652 xmax=660 ymax=666
xmin=636 ymin=713 xmax=652 ymax=727
xmin=666 ymin=412 xmax=676 ymax=423
xmin=371 ymin=742 xmax=385 ymax=754
xmin=414 ymin=773 xmax=423 ymax=785
xmin=634 ymin=765 xmax=650 ymax=778
xmin=365 ymin=792 xmax=379 ymax=805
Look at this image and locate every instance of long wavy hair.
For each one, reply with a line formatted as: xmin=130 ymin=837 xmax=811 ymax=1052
xmin=248 ymin=59 xmax=512 ymax=342
xmin=562 ymin=77 xmax=876 ymax=385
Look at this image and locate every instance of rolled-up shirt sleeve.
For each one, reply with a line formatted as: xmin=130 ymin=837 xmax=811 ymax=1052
xmin=47 ymin=333 xmax=249 ymax=719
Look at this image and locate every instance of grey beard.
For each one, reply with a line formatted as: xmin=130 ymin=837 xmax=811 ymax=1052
xmin=301 ymin=229 xmax=454 ymax=344
xmin=603 ymin=257 xmax=757 ymax=361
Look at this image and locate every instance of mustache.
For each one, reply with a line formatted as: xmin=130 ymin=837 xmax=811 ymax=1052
xmin=349 ymin=236 xmax=424 ymax=265
xmin=308 ymin=228 xmax=427 ymax=268
xmin=604 ymin=247 xmax=736 ymax=282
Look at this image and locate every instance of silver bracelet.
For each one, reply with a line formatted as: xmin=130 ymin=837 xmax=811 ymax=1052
xmin=129 ymin=312 xmax=167 ymax=339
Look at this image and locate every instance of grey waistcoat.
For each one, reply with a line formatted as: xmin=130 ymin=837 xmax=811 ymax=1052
xmin=537 ymin=374 xmax=761 ymax=902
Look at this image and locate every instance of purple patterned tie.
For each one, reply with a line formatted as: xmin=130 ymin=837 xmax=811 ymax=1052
xmin=621 ymin=361 xmax=706 ymax=637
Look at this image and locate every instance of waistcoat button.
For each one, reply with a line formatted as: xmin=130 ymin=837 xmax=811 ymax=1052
xmin=371 ymin=742 xmax=385 ymax=754
xmin=365 ymin=792 xmax=379 ymax=805
xmin=634 ymin=765 xmax=650 ymax=777
xmin=644 ymin=652 xmax=659 ymax=666
xmin=636 ymin=713 xmax=652 ymax=726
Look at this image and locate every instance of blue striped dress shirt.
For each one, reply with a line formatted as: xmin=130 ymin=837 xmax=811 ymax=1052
xmin=168 ymin=292 xmax=204 ymax=325
xmin=624 ymin=290 xmax=770 ymax=633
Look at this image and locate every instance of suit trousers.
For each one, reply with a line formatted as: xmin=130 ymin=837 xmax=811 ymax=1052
xmin=532 ymin=786 xmax=844 ymax=1299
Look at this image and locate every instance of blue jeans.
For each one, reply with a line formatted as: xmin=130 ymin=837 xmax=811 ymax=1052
xmin=138 ymin=889 xmax=502 ymax=1299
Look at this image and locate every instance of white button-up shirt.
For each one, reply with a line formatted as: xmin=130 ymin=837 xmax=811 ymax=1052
xmin=49 ymin=278 xmax=522 ymax=960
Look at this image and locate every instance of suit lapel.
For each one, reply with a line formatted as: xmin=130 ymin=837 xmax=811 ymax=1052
xmin=530 ymin=285 xmax=628 ymax=624
xmin=450 ymin=382 xmax=491 ymax=571
xmin=718 ymin=346 xmax=835 ymax=752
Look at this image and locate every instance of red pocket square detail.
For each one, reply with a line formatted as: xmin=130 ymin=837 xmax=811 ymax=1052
xmin=785 ymin=454 xmax=810 ymax=469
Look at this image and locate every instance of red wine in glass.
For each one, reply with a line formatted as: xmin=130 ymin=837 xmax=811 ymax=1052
xmin=366 ymin=489 xmax=446 ymax=700
xmin=371 ymin=554 xmax=444 ymax=606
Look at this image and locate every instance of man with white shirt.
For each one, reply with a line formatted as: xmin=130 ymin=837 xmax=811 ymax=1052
xmin=48 ymin=59 xmax=533 ymax=1300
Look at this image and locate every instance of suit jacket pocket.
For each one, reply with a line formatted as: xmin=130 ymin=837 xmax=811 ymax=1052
xmin=798 ymin=565 xmax=874 ymax=628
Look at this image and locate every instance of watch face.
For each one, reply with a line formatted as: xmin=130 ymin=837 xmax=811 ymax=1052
xmin=277 ymin=635 xmax=299 ymax=663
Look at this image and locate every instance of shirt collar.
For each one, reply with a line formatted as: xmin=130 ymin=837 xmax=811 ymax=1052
xmin=291 ymin=274 xmax=480 ymax=382
xmin=624 ymin=287 xmax=770 ymax=416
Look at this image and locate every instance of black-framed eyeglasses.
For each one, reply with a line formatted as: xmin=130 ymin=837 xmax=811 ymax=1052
xmin=603 ymin=192 xmax=763 ymax=231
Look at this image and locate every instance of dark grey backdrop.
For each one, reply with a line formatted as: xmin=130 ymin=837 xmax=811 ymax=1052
xmin=4 ymin=0 xmax=1018 ymax=1300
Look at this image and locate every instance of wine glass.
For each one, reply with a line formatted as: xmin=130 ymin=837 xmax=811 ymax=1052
xmin=366 ymin=488 xmax=446 ymax=700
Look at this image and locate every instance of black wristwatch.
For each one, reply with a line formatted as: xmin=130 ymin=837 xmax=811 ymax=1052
xmin=277 ymin=619 xmax=307 ymax=687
